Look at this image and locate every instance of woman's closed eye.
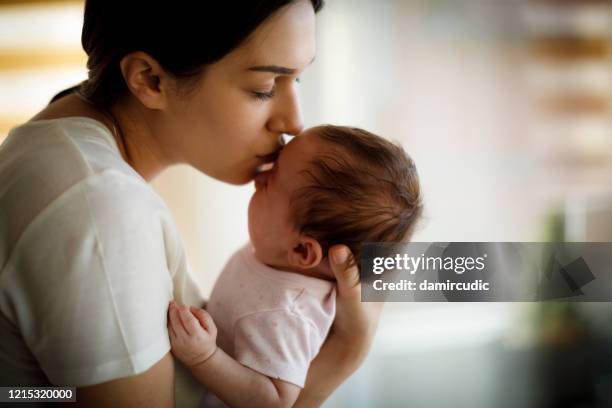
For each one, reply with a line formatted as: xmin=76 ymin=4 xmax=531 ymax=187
xmin=251 ymin=88 xmax=275 ymax=100
xmin=251 ymin=77 xmax=300 ymax=101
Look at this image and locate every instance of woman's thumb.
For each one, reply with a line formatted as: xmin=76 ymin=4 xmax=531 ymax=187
xmin=330 ymin=245 xmax=360 ymax=295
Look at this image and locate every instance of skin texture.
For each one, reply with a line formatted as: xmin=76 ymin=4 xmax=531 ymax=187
xmin=71 ymin=353 xmax=175 ymax=408
xmin=32 ymin=1 xmax=383 ymax=406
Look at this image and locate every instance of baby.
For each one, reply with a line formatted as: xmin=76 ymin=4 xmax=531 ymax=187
xmin=168 ymin=125 xmax=422 ymax=407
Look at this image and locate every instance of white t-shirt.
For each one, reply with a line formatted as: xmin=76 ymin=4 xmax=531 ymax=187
xmin=0 ymin=117 xmax=204 ymax=387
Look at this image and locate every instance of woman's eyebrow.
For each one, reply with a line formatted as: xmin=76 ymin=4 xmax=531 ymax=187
xmin=248 ymin=65 xmax=295 ymax=75
xmin=248 ymin=57 xmax=316 ymax=75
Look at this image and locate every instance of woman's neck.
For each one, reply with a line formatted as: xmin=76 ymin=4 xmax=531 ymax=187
xmin=30 ymin=93 xmax=173 ymax=181
xmin=108 ymin=96 xmax=173 ymax=181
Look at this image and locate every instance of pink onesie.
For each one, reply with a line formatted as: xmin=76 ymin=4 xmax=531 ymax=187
xmin=206 ymin=244 xmax=336 ymax=389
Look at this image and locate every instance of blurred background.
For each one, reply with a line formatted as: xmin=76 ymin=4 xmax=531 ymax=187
xmin=1 ymin=0 xmax=612 ymax=406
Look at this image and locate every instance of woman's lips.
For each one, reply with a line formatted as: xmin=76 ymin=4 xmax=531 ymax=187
xmin=257 ymin=149 xmax=281 ymax=163
xmin=255 ymin=148 xmax=282 ymax=173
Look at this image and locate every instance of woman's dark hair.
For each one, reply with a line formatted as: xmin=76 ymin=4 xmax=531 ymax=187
xmin=51 ymin=0 xmax=324 ymax=107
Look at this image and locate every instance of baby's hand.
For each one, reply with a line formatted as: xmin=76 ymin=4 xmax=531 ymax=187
xmin=168 ymin=301 xmax=218 ymax=367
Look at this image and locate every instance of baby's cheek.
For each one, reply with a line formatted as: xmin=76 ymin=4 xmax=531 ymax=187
xmin=257 ymin=230 xmax=287 ymax=266
xmin=253 ymin=237 xmax=273 ymax=263
xmin=247 ymin=198 xmax=262 ymax=242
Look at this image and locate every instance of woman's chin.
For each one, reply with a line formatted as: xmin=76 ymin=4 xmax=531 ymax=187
xmin=206 ymin=169 xmax=254 ymax=186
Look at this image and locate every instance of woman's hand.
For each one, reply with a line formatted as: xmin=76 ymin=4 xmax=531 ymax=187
xmin=295 ymin=245 xmax=383 ymax=407
xmin=328 ymin=245 xmax=383 ymax=364
xmin=167 ymin=301 xmax=218 ymax=368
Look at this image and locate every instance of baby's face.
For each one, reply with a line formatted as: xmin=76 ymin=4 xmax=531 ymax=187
xmin=247 ymin=128 xmax=321 ymax=267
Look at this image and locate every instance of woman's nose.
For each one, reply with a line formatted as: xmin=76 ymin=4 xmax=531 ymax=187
xmin=282 ymin=113 xmax=304 ymax=136
xmin=267 ymin=86 xmax=304 ymax=136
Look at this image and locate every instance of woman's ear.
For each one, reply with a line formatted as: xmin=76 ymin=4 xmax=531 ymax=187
xmin=119 ymin=51 xmax=168 ymax=110
xmin=288 ymin=236 xmax=323 ymax=269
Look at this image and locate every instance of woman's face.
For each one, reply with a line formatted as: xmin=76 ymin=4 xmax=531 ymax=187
xmin=164 ymin=0 xmax=316 ymax=184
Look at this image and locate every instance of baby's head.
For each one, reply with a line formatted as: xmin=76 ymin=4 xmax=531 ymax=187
xmin=248 ymin=125 xmax=422 ymax=278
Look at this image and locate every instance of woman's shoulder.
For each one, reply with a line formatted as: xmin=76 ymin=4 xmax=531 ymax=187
xmin=6 ymin=115 xmax=121 ymax=163
xmin=2 ymin=116 xmax=147 ymax=206
xmin=3 ymin=116 xmax=122 ymax=172
xmin=0 ymin=117 xmax=168 ymax=259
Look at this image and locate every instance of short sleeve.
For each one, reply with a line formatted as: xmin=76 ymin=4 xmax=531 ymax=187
xmin=233 ymin=310 xmax=324 ymax=388
xmin=4 ymin=171 xmax=175 ymax=386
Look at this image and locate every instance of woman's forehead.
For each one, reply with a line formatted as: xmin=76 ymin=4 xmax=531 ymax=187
xmin=235 ymin=1 xmax=316 ymax=71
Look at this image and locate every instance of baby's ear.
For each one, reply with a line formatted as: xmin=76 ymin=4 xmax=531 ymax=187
xmin=288 ymin=236 xmax=323 ymax=269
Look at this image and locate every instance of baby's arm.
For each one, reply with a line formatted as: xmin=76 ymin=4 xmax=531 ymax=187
xmin=167 ymin=301 xmax=300 ymax=408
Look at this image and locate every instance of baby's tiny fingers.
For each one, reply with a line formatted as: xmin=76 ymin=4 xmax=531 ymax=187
xmin=168 ymin=321 xmax=177 ymax=340
xmin=167 ymin=312 xmax=177 ymax=338
xmin=178 ymin=305 xmax=200 ymax=336
xmin=170 ymin=303 xmax=188 ymax=337
xmin=191 ymin=307 xmax=217 ymax=336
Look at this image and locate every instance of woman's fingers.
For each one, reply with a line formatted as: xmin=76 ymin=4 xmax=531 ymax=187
xmin=190 ymin=307 xmax=217 ymax=336
xmin=328 ymin=245 xmax=384 ymax=348
xmin=329 ymin=245 xmax=360 ymax=299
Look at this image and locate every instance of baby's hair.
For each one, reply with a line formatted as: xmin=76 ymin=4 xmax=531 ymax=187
xmin=290 ymin=125 xmax=423 ymax=268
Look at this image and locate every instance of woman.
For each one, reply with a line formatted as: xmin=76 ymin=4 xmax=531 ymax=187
xmin=0 ymin=0 xmax=382 ymax=406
